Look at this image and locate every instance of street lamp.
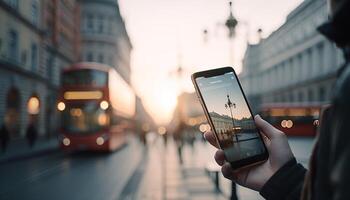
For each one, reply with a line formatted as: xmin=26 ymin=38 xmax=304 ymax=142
xmin=225 ymin=1 xmax=238 ymax=66
xmin=225 ymin=1 xmax=238 ymax=39
xmin=225 ymin=94 xmax=239 ymax=142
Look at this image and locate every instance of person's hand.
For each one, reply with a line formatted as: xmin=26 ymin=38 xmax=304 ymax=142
xmin=204 ymin=115 xmax=294 ymax=191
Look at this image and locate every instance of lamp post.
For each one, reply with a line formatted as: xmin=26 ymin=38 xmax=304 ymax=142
xmin=225 ymin=94 xmax=239 ymax=142
xmin=225 ymin=1 xmax=238 ymax=66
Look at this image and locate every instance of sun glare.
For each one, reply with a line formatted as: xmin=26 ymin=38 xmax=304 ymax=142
xmin=146 ymin=81 xmax=178 ymax=125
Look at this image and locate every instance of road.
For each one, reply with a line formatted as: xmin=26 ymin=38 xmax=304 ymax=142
xmin=0 ymin=136 xmax=144 ymax=200
xmin=0 ymin=135 xmax=314 ymax=200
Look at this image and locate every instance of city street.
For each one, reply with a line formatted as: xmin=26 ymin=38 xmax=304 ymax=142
xmin=0 ymin=0 xmax=345 ymax=199
xmin=0 ymin=133 xmax=314 ymax=200
xmin=0 ymin=135 xmax=144 ymax=200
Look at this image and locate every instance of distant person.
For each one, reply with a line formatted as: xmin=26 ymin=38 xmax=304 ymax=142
xmin=204 ymin=0 xmax=350 ymax=199
xmin=174 ymin=122 xmax=185 ymax=164
xmin=0 ymin=124 xmax=10 ymax=152
xmin=26 ymin=118 xmax=38 ymax=148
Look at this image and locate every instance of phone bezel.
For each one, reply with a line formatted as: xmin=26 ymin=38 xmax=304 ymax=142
xmin=191 ymin=66 xmax=269 ymax=170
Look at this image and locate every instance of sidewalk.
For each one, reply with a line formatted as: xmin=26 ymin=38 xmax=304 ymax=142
xmin=134 ymin=136 xmax=226 ymax=199
xmin=0 ymin=137 xmax=59 ymax=163
xmin=181 ymin=139 xmax=263 ymax=200
xmin=134 ymin=135 xmax=264 ymax=200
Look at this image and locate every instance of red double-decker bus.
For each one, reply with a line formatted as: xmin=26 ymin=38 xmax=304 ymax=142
xmin=57 ymin=62 xmax=135 ymax=151
xmin=259 ymin=103 xmax=323 ymax=137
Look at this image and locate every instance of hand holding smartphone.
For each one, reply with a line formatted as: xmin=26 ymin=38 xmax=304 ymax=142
xmin=192 ymin=67 xmax=269 ymax=169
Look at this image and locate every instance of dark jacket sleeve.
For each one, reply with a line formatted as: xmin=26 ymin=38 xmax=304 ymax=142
xmin=260 ymin=158 xmax=307 ymax=200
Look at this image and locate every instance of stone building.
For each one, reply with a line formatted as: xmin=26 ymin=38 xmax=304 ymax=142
xmin=0 ymin=0 xmax=79 ymax=138
xmin=41 ymin=0 xmax=80 ymax=136
xmin=78 ymin=0 xmax=132 ymax=83
xmin=239 ymin=0 xmax=345 ymax=113
xmin=0 ymin=0 xmax=46 ymax=138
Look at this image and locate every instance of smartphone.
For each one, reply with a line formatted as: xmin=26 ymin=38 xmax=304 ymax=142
xmin=192 ymin=67 xmax=268 ymax=169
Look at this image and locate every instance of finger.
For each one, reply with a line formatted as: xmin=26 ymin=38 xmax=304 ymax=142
xmin=214 ymin=150 xmax=225 ymax=166
xmin=221 ymin=163 xmax=234 ymax=180
xmin=262 ymin=135 xmax=271 ymax=147
xmin=204 ymin=131 xmax=219 ymax=148
xmin=254 ymin=115 xmax=283 ymax=139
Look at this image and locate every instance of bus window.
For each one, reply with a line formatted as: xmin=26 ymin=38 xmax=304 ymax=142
xmin=62 ymin=102 xmax=109 ymax=134
xmin=63 ymin=69 xmax=107 ymax=87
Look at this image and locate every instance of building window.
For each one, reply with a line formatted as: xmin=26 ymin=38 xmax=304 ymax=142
xmin=31 ymin=43 xmax=38 ymax=71
xmin=7 ymin=29 xmax=19 ymax=61
xmin=21 ymin=51 xmax=27 ymax=65
xmin=47 ymin=54 xmax=54 ymax=80
xmin=98 ymin=54 xmax=104 ymax=63
xmin=108 ymin=17 xmax=113 ymax=34
xmin=319 ymin=86 xmax=325 ymax=102
xmin=298 ymin=91 xmax=304 ymax=102
xmin=27 ymin=96 xmax=40 ymax=115
xmin=87 ymin=15 xmax=94 ymax=32
xmin=318 ymin=43 xmax=324 ymax=74
xmin=98 ymin=15 xmax=104 ymax=33
xmin=289 ymin=93 xmax=294 ymax=102
xmin=307 ymin=49 xmax=313 ymax=75
xmin=108 ymin=56 xmax=112 ymax=66
xmin=87 ymin=52 xmax=93 ymax=61
xmin=308 ymin=89 xmax=314 ymax=102
xmin=4 ymin=0 xmax=19 ymax=10
xmin=31 ymin=0 xmax=39 ymax=25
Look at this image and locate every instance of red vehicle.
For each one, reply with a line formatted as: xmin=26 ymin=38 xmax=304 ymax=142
xmin=259 ymin=103 xmax=323 ymax=137
xmin=57 ymin=62 xmax=135 ymax=151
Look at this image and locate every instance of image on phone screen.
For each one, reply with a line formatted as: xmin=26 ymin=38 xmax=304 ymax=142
xmin=196 ymin=71 xmax=266 ymax=162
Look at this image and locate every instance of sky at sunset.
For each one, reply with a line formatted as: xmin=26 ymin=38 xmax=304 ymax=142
xmin=118 ymin=0 xmax=303 ymax=124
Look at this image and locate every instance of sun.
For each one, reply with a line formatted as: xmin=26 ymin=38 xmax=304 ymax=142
xmin=147 ymin=81 xmax=179 ymax=125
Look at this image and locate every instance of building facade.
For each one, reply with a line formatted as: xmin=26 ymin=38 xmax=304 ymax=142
xmin=41 ymin=0 xmax=80 ymax=136
xmin=0 ymin=0 xmax=46 ymax=138
xmin=239 ymin=0 xmax=345 ymax=113
xmin=78 ymin=0 xmax=132 ymax=83
xmin=0 ymin=0 xmax=79 ymax=139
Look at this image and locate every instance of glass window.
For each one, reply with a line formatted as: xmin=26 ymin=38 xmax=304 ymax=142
xmin=319 ymin=86 xmax=325 ymax=102
xmin=7 ymin=30 xmax=18 ymax=61
xmin=62 ymin=69 xmax=107 ymax=87
xmin=4 ymin=0 xmax=19 ymax=9
xmin=87 ymin=52 xmax=93 ymax=61
xmin=87 ymin=14 xmax=93 ymax=31
xmin=62 ymin=102 xmax=109 ymax=134
xmin=298 ymin=91 xmax=304 ymax=102
xmin=108 ymin=17 xmax=113 ymax=34
xmin=47 ymin=54 xmax=54 ymax=80
xmin=31 ymin=0 xmax=39 ymax=25
xmin=31 ymin=43 xmax=38 ymax=71
xmin=98 ymin=15 xmax=104 ymax=33
xmin=289 ymin=93 xmax=294 ymax=102
xmin=308 ymin=89 xmax=314 ymax=102
xmin=98 ymin=54 xmax=104 ymax=63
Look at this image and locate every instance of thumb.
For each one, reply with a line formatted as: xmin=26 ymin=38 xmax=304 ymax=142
xmin=254 ymin=115 xmax=283 ymax=139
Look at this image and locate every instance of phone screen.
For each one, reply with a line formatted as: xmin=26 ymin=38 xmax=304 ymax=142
xmin=196 ymin=71 xmax=266 ymax=163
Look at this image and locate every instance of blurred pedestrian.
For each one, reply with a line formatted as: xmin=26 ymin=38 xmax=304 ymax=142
xmin=204 ymin=0 xmax=350 ymax=199
xmin=162 ymin=131 xmax=168 ymax=148
xmin=174 ymin=122 xmax=185 ymax=165
xmin=26 ymin=116 xmax=38 ymax=148
xmin=0 ymin=124 xmax=10 ymax=152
